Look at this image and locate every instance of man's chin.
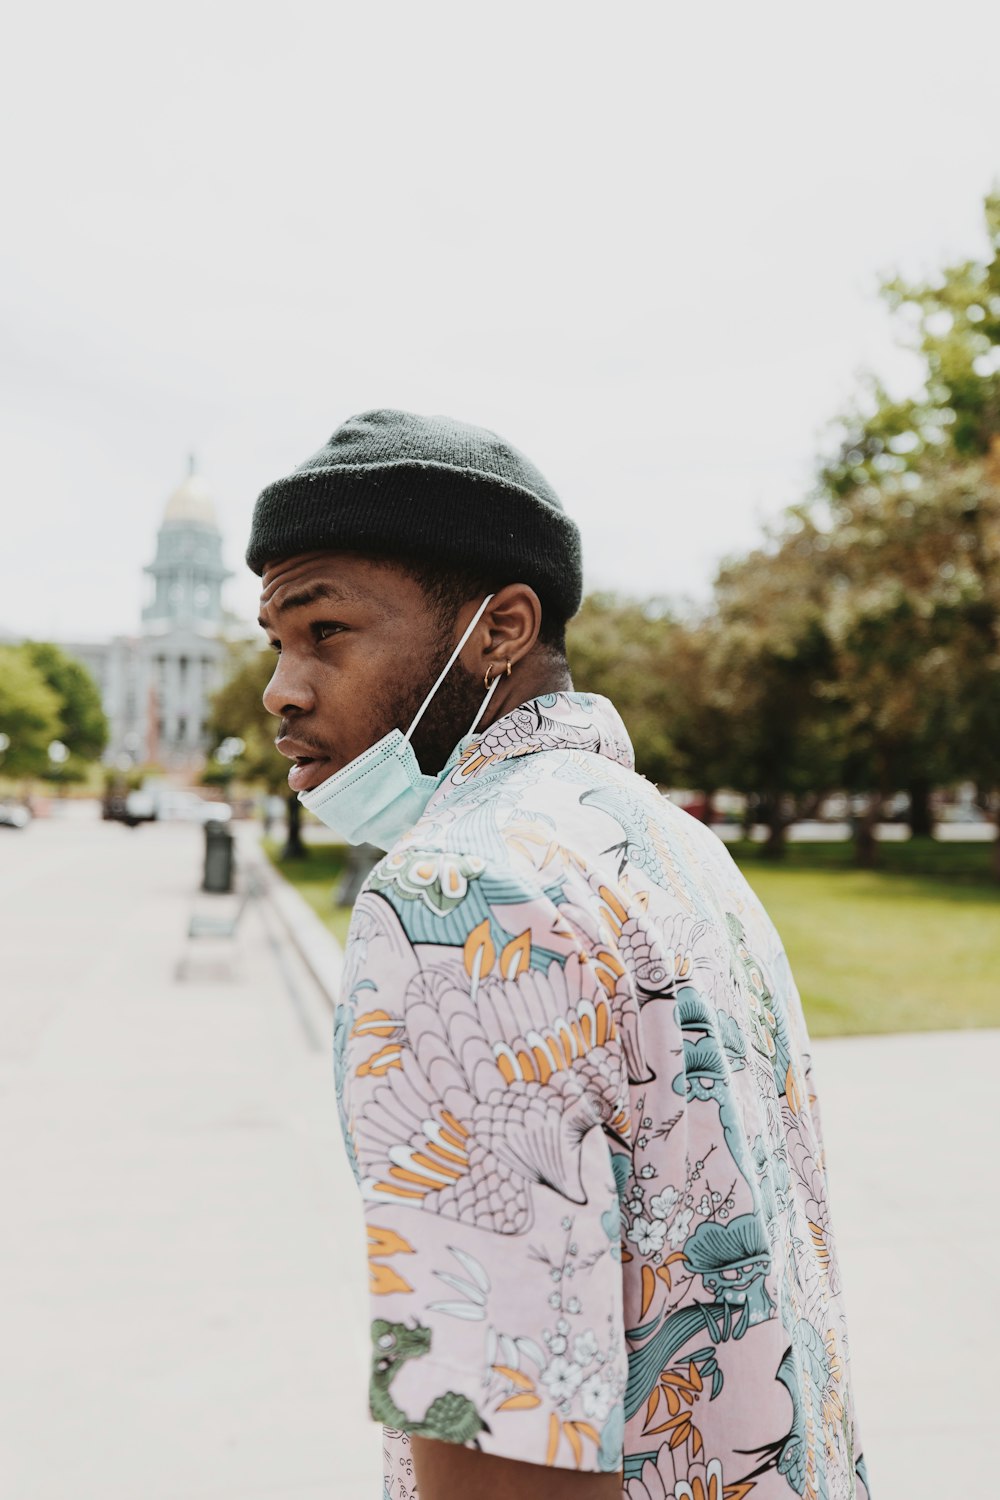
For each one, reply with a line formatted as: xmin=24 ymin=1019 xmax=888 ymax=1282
xmin=287 ymin=757 xmax=336 ymax=793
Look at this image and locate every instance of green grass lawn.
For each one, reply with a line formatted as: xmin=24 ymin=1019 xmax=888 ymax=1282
xmin=737 ymin=864 xmax=999 ymax=1036
xmin=263 ymin=839 xmax=354 ymax=948
xmin=265 ymin=837 xmax=1000 ymax=1037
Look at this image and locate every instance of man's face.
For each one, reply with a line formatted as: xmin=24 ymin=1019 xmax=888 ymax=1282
xmin=258 ymin=552 xmax=485 ymax=790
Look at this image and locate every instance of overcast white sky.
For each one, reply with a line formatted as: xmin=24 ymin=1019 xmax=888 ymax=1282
xmin=3 ymin=0 xmax=999 ymax=642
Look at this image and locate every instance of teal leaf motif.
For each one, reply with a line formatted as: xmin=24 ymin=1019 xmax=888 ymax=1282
xmin=598 ymin=1402 xmax=625 ymax=1472
xmin=369 ymin=848 xmax=486 ymax=916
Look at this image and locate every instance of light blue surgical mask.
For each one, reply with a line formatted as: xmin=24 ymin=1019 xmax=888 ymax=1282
xmin=298 ymin=594 xmax=502 ymax=850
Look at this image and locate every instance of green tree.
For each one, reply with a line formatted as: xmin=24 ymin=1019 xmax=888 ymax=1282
xmin=646 ymin=616 xmax=734 ymax=817
xmin=208 ymin=646 xmax=285 ymax=788
xmin=810 ymin=184 xmax=1000 ymax=872
xmin=820 ymin=186 xmax=1000 ymax=500
xmin=915 ymin=460 xmax=1000 ymax=870
xmin=809 ymin=461 xmax=1000 ymax=866
xmin=21 ymin=641 xmax=108 ymax=780
xmin=0 ymin=646 xmax=63 ymax=778
xmin=207 ymin=644 xmax=306 ymax=857
xmin=567 ymin=594 xmax=679 ymax=784
xmin=701 ymin=517 xmax=846 ymax=858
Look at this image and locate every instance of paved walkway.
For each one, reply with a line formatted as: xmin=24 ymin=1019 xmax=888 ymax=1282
xmin=1 ymin=815 xmax=996 ymax=1497
xmin=1 ymin=816 xmax=380 ymax=1500
xmin=806 ymin=1029 xmax=999 ymax=1493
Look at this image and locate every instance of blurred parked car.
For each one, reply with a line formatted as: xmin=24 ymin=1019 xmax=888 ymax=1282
xmin=0 ymin=802 xmax=31 ymax=830
xmin=156 ymin=790 xmax=232 ymax=824
xmin=102 ymin=786 xmax=232 ymax=827
xmin=938 ymin=805 xmax=993 ymax=823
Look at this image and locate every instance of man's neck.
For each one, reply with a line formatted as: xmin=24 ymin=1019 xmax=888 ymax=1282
xmin=480 ymin=662 xmax=574 ymax=729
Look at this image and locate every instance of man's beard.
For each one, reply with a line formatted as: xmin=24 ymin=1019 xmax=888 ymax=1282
xmin=389 ymin=637 xmax=489 ymax=776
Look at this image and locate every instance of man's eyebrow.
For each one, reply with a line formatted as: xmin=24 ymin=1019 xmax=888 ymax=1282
xmin=258 ymin=581 xmax=360 ymax=629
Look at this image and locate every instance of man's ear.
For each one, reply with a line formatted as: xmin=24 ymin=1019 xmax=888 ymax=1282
xmin=468 ymin=584 xmax=542 ymax=676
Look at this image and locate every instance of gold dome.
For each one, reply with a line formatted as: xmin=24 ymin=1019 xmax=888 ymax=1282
xmin=164 ymin=473 xmax=218 ymax=528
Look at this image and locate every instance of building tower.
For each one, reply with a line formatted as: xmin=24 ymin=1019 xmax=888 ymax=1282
xmin=139 ymin=460 xmax=234 ymax=765
xmin=143 ymin=457 xmax=229 ymax=631
xmin=58 ymin=462 xmax=237 ymax=771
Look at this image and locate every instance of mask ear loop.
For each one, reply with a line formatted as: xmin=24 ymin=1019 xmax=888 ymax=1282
xmin=466 ymin=670 xmax=503 ymax=737
xmin=404 ymin=593 xmax=496 ymax=744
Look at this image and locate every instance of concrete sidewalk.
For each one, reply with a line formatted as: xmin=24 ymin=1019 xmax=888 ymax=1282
xmin=1 ymin=817 xmax=380 ymax=1500
xmin=807 ymin=1028 xmax=1000 ymax=1493
xmin=1 ymin=816 xmax=996 ymax=1497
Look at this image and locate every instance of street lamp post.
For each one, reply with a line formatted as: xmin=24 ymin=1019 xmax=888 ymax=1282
xmin=214 ymin=736 xmax=246 ymax=765
xmin=211 ymin=736 xmax=245 ymax=795
xmin=47 ymin=739 xmax=70 ymax=796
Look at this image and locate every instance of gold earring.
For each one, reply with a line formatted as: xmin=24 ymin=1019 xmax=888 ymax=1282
xmin=484 ymin=660 xmax=513 ymax=689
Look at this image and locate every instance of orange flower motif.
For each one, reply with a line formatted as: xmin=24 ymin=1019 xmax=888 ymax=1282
xmin=675 ymin=1457 xmax=752 ymax=1500
xmin=367 ymin=1224 xmax=414 ymax=1296
xmin=624 ymin=1451 xmax=756 ymax=1500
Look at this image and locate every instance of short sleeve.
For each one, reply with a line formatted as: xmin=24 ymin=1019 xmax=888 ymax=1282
xmin=335 ymin=849 xmax=631 ymax=1475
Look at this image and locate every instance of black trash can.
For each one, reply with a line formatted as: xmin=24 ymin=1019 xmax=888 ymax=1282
xmin=202 ymin=819 xmax=235 ymax=893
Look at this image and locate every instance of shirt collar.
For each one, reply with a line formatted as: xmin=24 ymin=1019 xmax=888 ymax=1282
xmin=440 ymin=690 xmax=635 ymax=786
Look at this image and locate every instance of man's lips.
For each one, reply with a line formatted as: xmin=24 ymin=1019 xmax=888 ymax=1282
xmin=287 ymin=757 xmax=334 ymax=792
xmin=275 ymin=737 xmax=336 ymax=793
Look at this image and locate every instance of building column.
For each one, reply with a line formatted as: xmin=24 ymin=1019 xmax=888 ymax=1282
xmin=167 ymin=654 xmax=182 ymax=755
xmin=188 ymin=655 xmax=202 ymax=748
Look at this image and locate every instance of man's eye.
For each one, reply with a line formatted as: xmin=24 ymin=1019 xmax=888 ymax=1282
xmin=267 ymin=639 xmax=281 ymax=654
xmin=315 ymin=622 xmax=345 ymax=641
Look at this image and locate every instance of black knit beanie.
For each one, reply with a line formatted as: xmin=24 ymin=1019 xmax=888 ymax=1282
xmin=245 ymin=409 xmax=583 ymax=621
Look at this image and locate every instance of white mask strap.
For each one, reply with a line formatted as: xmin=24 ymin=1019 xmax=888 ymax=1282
xmin=466 ymin=671 xmax=503 ymax=737
xmin=404 ymin=593 xmax=495 ymax=743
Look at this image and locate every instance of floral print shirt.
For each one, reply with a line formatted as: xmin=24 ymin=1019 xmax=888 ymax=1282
xmin=336 ymin=692 xmax=870 ymax=1500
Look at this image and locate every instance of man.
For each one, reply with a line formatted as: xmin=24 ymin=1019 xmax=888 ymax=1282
xmin=248 ymin=410 xmax=870 ymax=1500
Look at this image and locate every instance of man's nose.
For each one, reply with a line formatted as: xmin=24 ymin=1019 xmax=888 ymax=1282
xmin=262 ymin=655 xmax=316 ymax=718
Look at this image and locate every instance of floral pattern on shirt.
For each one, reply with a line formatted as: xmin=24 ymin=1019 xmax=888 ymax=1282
xmin=336 ymin=692 xmax=871 ymax=1500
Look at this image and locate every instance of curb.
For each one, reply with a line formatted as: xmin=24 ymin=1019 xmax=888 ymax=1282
xmin=237 ymin=827 xmax=344 ymax=1008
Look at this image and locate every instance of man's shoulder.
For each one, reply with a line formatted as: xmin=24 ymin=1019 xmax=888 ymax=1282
xmin=412 ymin=743 xmax=728 ymax=875
xmin=436 ymin=736 xmax=661 ymax=825
xmin=357 ymin=805 xmax=560 ymax=929
xmin=371 ymin=742 xmax=758 ymax=931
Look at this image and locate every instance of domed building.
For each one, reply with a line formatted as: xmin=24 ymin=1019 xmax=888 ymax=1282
xmin=65 ymin=462 xmax=237 ymax=769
